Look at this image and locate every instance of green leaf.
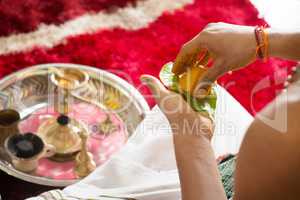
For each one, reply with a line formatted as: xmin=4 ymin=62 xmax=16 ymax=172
xmin=159 ymin=62 xmax=179 ymax=92
xmin=159 ymin=62 xmax=217 ymax=119
xmin=183 ymin=88 xmax=217 ymax=119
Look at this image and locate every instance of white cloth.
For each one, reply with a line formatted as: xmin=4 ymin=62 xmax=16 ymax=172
xmin=28 ymin=86 xmax=253 ymax=200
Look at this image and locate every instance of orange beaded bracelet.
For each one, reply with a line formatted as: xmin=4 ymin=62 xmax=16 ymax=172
xmin=254 ymin=26 xmax=269 ymax=62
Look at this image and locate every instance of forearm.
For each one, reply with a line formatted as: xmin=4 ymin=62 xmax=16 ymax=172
xmin=174 ymin=134 xmax=227 ymax=200
xmin=268 ymin=28 xmax=300 ymax=61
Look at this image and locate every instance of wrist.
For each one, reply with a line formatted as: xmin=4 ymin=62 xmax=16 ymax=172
xmin=171 ymin=114 xmax=214 ymax=139
xmin=267 ymin=28 xmax=300 ymax=60
xmin=267 ymin=28 xmax=282 ymax=58
xmin=173 ymin=133 xmax=212 ymax=157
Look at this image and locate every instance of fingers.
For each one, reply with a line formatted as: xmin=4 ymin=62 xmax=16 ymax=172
xmin=140 ymin=74 xmax=191 ymax=113
xmin=172 ymin=31 xmax=209 ymax=75
xmin=173 ymin=45 xmax=211 ymax=75
xmin=172 ymin=27 xmax=212 ymax=75
xmin=204 ymin=59 xmax=226 ymax=82
xmin=140 ymin=75 xmax=169 ymax=102
xmin=198 ymin=50 xmax=211 ymax=66
xmin=194 ymin=59 xmax=226 ymax=97
xmin=173 ymin=47 xmax=199 ymax=75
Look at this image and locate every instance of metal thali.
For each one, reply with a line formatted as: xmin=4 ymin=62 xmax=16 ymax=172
xmin=0 ymin=63 xmax=149 ymax=187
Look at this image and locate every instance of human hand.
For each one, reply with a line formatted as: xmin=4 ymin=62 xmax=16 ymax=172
xmin=140 ymin=75 xmax=214 ymax=141
xmin=173 ymin=22 xmax=256 ymax=94
xmin=141 ymin=75 xmax=227 ymax=200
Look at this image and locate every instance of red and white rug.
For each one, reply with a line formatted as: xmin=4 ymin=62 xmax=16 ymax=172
xmin=0 ymin=0 xmax=296 ymax=114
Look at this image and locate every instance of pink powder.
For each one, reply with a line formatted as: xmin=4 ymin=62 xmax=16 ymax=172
xmin=19 ymin=103 xmax=127 ymax=180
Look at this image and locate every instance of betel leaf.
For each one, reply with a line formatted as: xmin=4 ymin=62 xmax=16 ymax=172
xmin=159 ymin=62 xmax=180 ymax=92
xmin=183 ymin=89 xmax=217 ymax=119
xmin=159 ymin=62 xmax=217 ymax=119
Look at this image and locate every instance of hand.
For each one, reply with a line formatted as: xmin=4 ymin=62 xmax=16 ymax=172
xmin=173 ymin=22 xmax=256 ymax=94
xmin=140 ymin=75 xmax=214 ymax=141
xmin=141 ymin=75 xmax=227 ymax=200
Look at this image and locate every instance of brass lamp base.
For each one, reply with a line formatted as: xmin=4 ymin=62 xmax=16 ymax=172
xmin=49 ymin=152 xmax=79 ymax=162
xmin=37 ymin=115 xmax=88 ymax=162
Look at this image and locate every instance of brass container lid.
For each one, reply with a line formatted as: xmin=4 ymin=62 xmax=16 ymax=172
xmin=37 ymin=115 xmax=87 ymax=157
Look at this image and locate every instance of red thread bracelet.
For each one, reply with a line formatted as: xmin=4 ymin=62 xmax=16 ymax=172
xmin=254 ymin=26 xmax=264 ymax=60
xmin=254 ymin=25 xmax=269 ymax=61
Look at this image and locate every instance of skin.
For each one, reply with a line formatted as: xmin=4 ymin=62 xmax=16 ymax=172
xmin=235 ymin=80 xmax=300 ymax=200
xmin=140 ymin=75 xmax=226 ymax=200
xmin=141 ymin=22 xmax=300 ymax=200
xmin=173 ymin=22 xmax=300 ymax=96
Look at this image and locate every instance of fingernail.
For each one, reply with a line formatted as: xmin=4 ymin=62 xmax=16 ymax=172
xmin=140 ymin=75 xmax=157 ymax=93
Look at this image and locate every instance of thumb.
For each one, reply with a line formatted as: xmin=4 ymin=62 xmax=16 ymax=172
xmin=140 ymin=75 xmax=168 ymax=102
xmin=194 ymin=59 xmax=225 ymax=97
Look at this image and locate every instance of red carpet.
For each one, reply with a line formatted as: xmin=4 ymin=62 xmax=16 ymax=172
xmin=0 ymin=0 xmax=296 ymax=115
xmin=0 ymin=0 xmax=137 ymax=36
xmin=0 ymin=0 xmax=297 ymax=199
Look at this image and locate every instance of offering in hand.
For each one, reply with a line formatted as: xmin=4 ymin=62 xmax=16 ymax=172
xmin=159 ymin=62 xmax=217 ymax=120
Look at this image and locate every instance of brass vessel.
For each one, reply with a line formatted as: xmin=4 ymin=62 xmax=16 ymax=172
xmin=75 ymin=131 xmax=96 ymax=178
xmin=37 ymin=115 xmax=88 ymax=161
xmin=50 ymin=67 xmax=89 ymax=114
xmin=38 ymin=68 xmax=89 ymax=161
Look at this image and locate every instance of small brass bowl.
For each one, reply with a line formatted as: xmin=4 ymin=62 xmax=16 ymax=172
xmin=50 ymin=68 xmax=89 ymax=90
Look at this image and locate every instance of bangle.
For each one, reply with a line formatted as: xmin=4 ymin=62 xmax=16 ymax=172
xmin=262 ymin=27 xmax=269 ymax=61
xmin=254 ymin=26 xmax=264 ymax=59
xmin=254 ymin=25 xmax=269 ymax=62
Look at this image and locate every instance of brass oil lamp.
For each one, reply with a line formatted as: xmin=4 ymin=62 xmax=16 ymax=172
xmin=37 ymin=68 xmax=89 ymax=161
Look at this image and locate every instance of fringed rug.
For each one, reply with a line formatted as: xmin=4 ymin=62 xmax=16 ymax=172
xmin=0 ymin=0 xmax=296 ymax=199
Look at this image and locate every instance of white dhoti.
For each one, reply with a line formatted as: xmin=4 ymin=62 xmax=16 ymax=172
xmin=28 ymin=86 xmax=253 ymax=200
